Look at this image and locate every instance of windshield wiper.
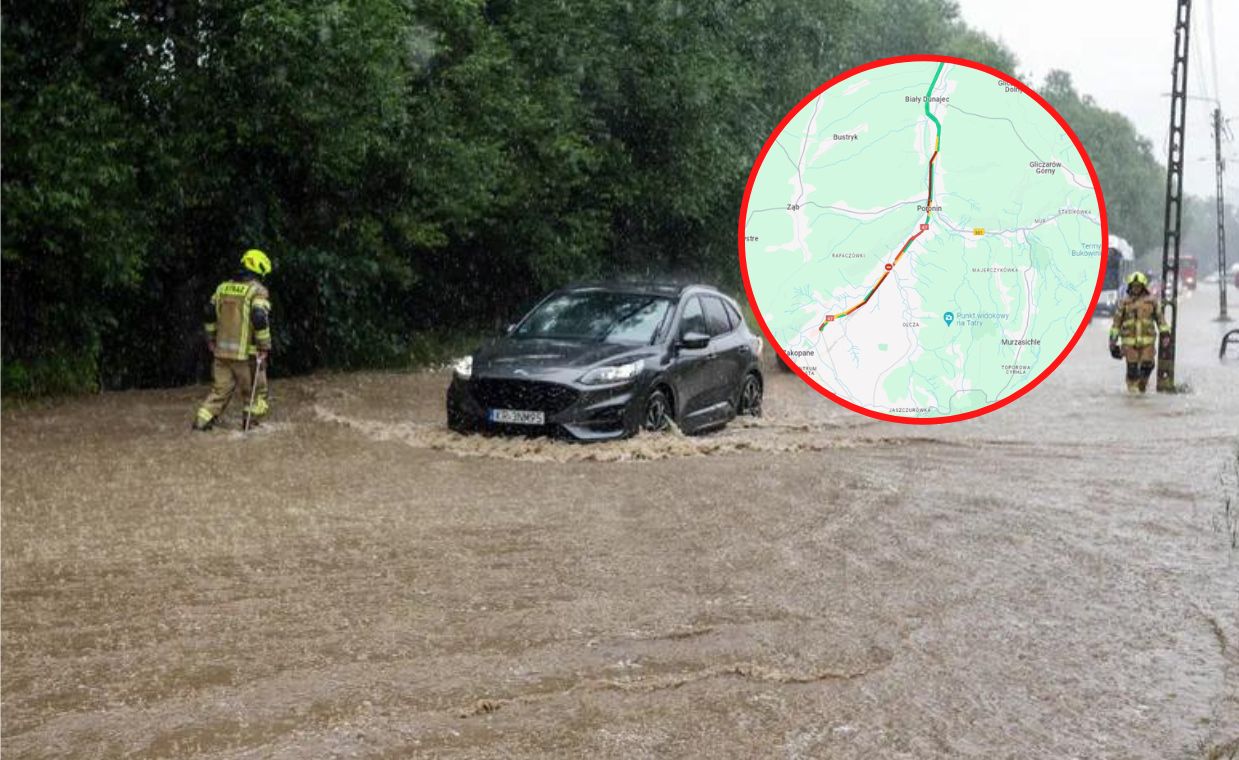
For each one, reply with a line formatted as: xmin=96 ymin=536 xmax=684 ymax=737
xmin=597 ymin=299 xmax=658 ymax=342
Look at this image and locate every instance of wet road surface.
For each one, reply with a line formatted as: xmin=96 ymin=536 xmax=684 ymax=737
xmin=3 ymin=289 xmax=1238 ymax=758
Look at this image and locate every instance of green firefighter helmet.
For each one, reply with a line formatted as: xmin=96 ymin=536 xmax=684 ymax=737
xmin=242 ymin=249 xmax=272 ymax=276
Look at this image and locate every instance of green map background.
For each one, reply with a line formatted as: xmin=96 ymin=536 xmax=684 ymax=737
xmin=744 ymin=60 xmax=1102 ymax=418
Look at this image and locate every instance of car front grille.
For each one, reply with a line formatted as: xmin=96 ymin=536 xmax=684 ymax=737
xmin=470 ymin=378 xmax=580 ymax=414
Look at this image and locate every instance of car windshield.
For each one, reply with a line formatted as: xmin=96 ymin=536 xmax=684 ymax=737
xmin=1103 ymin=255 xmax=1122 ymax=290
xmin=514 ymin=291 xmax=673 ymax=344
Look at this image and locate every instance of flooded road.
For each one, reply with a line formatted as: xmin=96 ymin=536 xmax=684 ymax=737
xmin=4 ymin=289 xmax=1238 ymax=758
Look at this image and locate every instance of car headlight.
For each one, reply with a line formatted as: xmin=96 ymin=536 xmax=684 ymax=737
xmin=453 ymin=355 xmax=473 ymax=379
xmin=579 ymin=359 xmax=644 ymax=385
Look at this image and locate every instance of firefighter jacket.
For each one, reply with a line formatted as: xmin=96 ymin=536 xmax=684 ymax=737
xmin=204 ymin=278 xmax=272 ymax=360
xmin=1109 ymin=291 xmax=1168 ymax=349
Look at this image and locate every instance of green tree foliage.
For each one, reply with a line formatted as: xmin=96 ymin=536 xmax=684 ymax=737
xmin=3 ymin=4 xmax=154 ymax=392
xmin=0 ymin=0 xmax=1175 ymax=394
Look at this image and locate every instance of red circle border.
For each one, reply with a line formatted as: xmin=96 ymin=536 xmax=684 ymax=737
xmin=737 ymin=54 xmax=1109 ymax=425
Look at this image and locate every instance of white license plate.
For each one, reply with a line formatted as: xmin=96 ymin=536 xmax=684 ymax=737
xmin=488 ymin=409 xmax=545 ymax=425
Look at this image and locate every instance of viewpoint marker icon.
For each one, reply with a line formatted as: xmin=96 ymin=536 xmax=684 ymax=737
xmin=943 ymin=311 xmax=955 ymax=327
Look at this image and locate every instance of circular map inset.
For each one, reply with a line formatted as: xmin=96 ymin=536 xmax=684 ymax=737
xmin=740 ymin=55 xmax=1106 ymax=423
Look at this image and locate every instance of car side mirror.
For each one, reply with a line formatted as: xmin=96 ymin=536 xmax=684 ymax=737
xmin=679 ymin=331 xmax=710 ymax=350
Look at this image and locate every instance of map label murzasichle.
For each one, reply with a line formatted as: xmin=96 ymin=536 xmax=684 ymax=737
xmin=739 ymin=56 xmax=1105 ymax=423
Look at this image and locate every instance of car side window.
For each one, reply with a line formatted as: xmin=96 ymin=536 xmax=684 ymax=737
xmin=723 ymin=301 xmax=743 ymax=331
xmin=679 ymin=296 xmax=706 ymax=337
xmin=703 ymin=297 xmax=731 ymax=337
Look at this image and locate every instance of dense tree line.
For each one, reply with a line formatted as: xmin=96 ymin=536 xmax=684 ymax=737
xmin=0 ymin=0 xmax=1186 ymax=394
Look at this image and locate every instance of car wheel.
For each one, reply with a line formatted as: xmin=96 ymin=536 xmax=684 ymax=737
xmin=738 ymin=373 xmax=763 ymax=417
xmin=642 ymin=388 xmax=672 ymax=432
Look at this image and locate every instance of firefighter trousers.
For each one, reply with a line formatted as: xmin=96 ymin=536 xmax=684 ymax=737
xmin=1123 ymin=345 xmax=1156 ymax=393
xmin=196 ymin=356 xmax=268 ymax=425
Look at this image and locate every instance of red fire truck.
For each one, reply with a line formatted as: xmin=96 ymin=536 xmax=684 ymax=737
xmin=1180 ymin=255 xmax=1198 ymax=291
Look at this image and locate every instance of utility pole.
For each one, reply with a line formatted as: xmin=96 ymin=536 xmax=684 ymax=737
xmin=1213 ymin=106 xmax=1230 ymax=322
xmin=1157 ymin=0 xmax=1191 ymax=392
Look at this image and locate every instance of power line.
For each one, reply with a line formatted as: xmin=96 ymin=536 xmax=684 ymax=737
xmin=1188 ymin=5 xmax=1216 ymax=133
xmin=1190 ymin=0 xmax=1219 ymax=102
xmin=1205 ymin=0 xmax=1220 ymax=103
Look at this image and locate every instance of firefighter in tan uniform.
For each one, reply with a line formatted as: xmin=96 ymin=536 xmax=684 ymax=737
xmin=193 ymin=250 xmax=273 ymax=430
xmin=1109 ymin=271 xmax=1169 ymax=393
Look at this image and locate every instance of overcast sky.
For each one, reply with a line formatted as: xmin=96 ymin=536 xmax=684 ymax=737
xmin=953 ymin=0 xmax=1237 ymax=199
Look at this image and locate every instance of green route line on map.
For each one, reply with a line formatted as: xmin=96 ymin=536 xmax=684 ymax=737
xmin=819 ymin=62 xmax=945 ymax=331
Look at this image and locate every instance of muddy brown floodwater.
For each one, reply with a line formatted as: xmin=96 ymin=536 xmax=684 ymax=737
xmin=4 ymin=290 xmax=1239 ymax=759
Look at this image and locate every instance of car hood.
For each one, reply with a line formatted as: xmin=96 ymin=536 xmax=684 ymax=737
xmin=473 ymin=338 xmax=652 ymax=378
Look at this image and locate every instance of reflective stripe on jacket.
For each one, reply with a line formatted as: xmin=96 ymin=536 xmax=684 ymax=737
xmin=204 ymin=279 xmax=272 ymax=360
xmin=1109 ymin=292 xmax=1169 ymax=349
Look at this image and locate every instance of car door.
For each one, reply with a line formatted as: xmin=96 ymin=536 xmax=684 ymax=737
xmin=701 ymin=296 xmax=748 ymax=410
xmin=670 ymin=295 xmax=716 ymax=425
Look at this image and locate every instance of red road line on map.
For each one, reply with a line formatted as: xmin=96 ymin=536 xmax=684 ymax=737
xmin=819 ymin=143 xmax=940 ymax=331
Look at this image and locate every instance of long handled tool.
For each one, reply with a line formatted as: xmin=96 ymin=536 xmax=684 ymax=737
xmin=243 ymin=354 xmax=266 ymax=432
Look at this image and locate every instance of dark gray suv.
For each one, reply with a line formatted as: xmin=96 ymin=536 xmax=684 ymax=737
xmin=446 ymin=281 xmax=764 ymax=440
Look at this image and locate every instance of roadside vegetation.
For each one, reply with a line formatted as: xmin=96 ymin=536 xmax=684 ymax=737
xmin=1 ymin=0 xmax=1217 ymax=395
